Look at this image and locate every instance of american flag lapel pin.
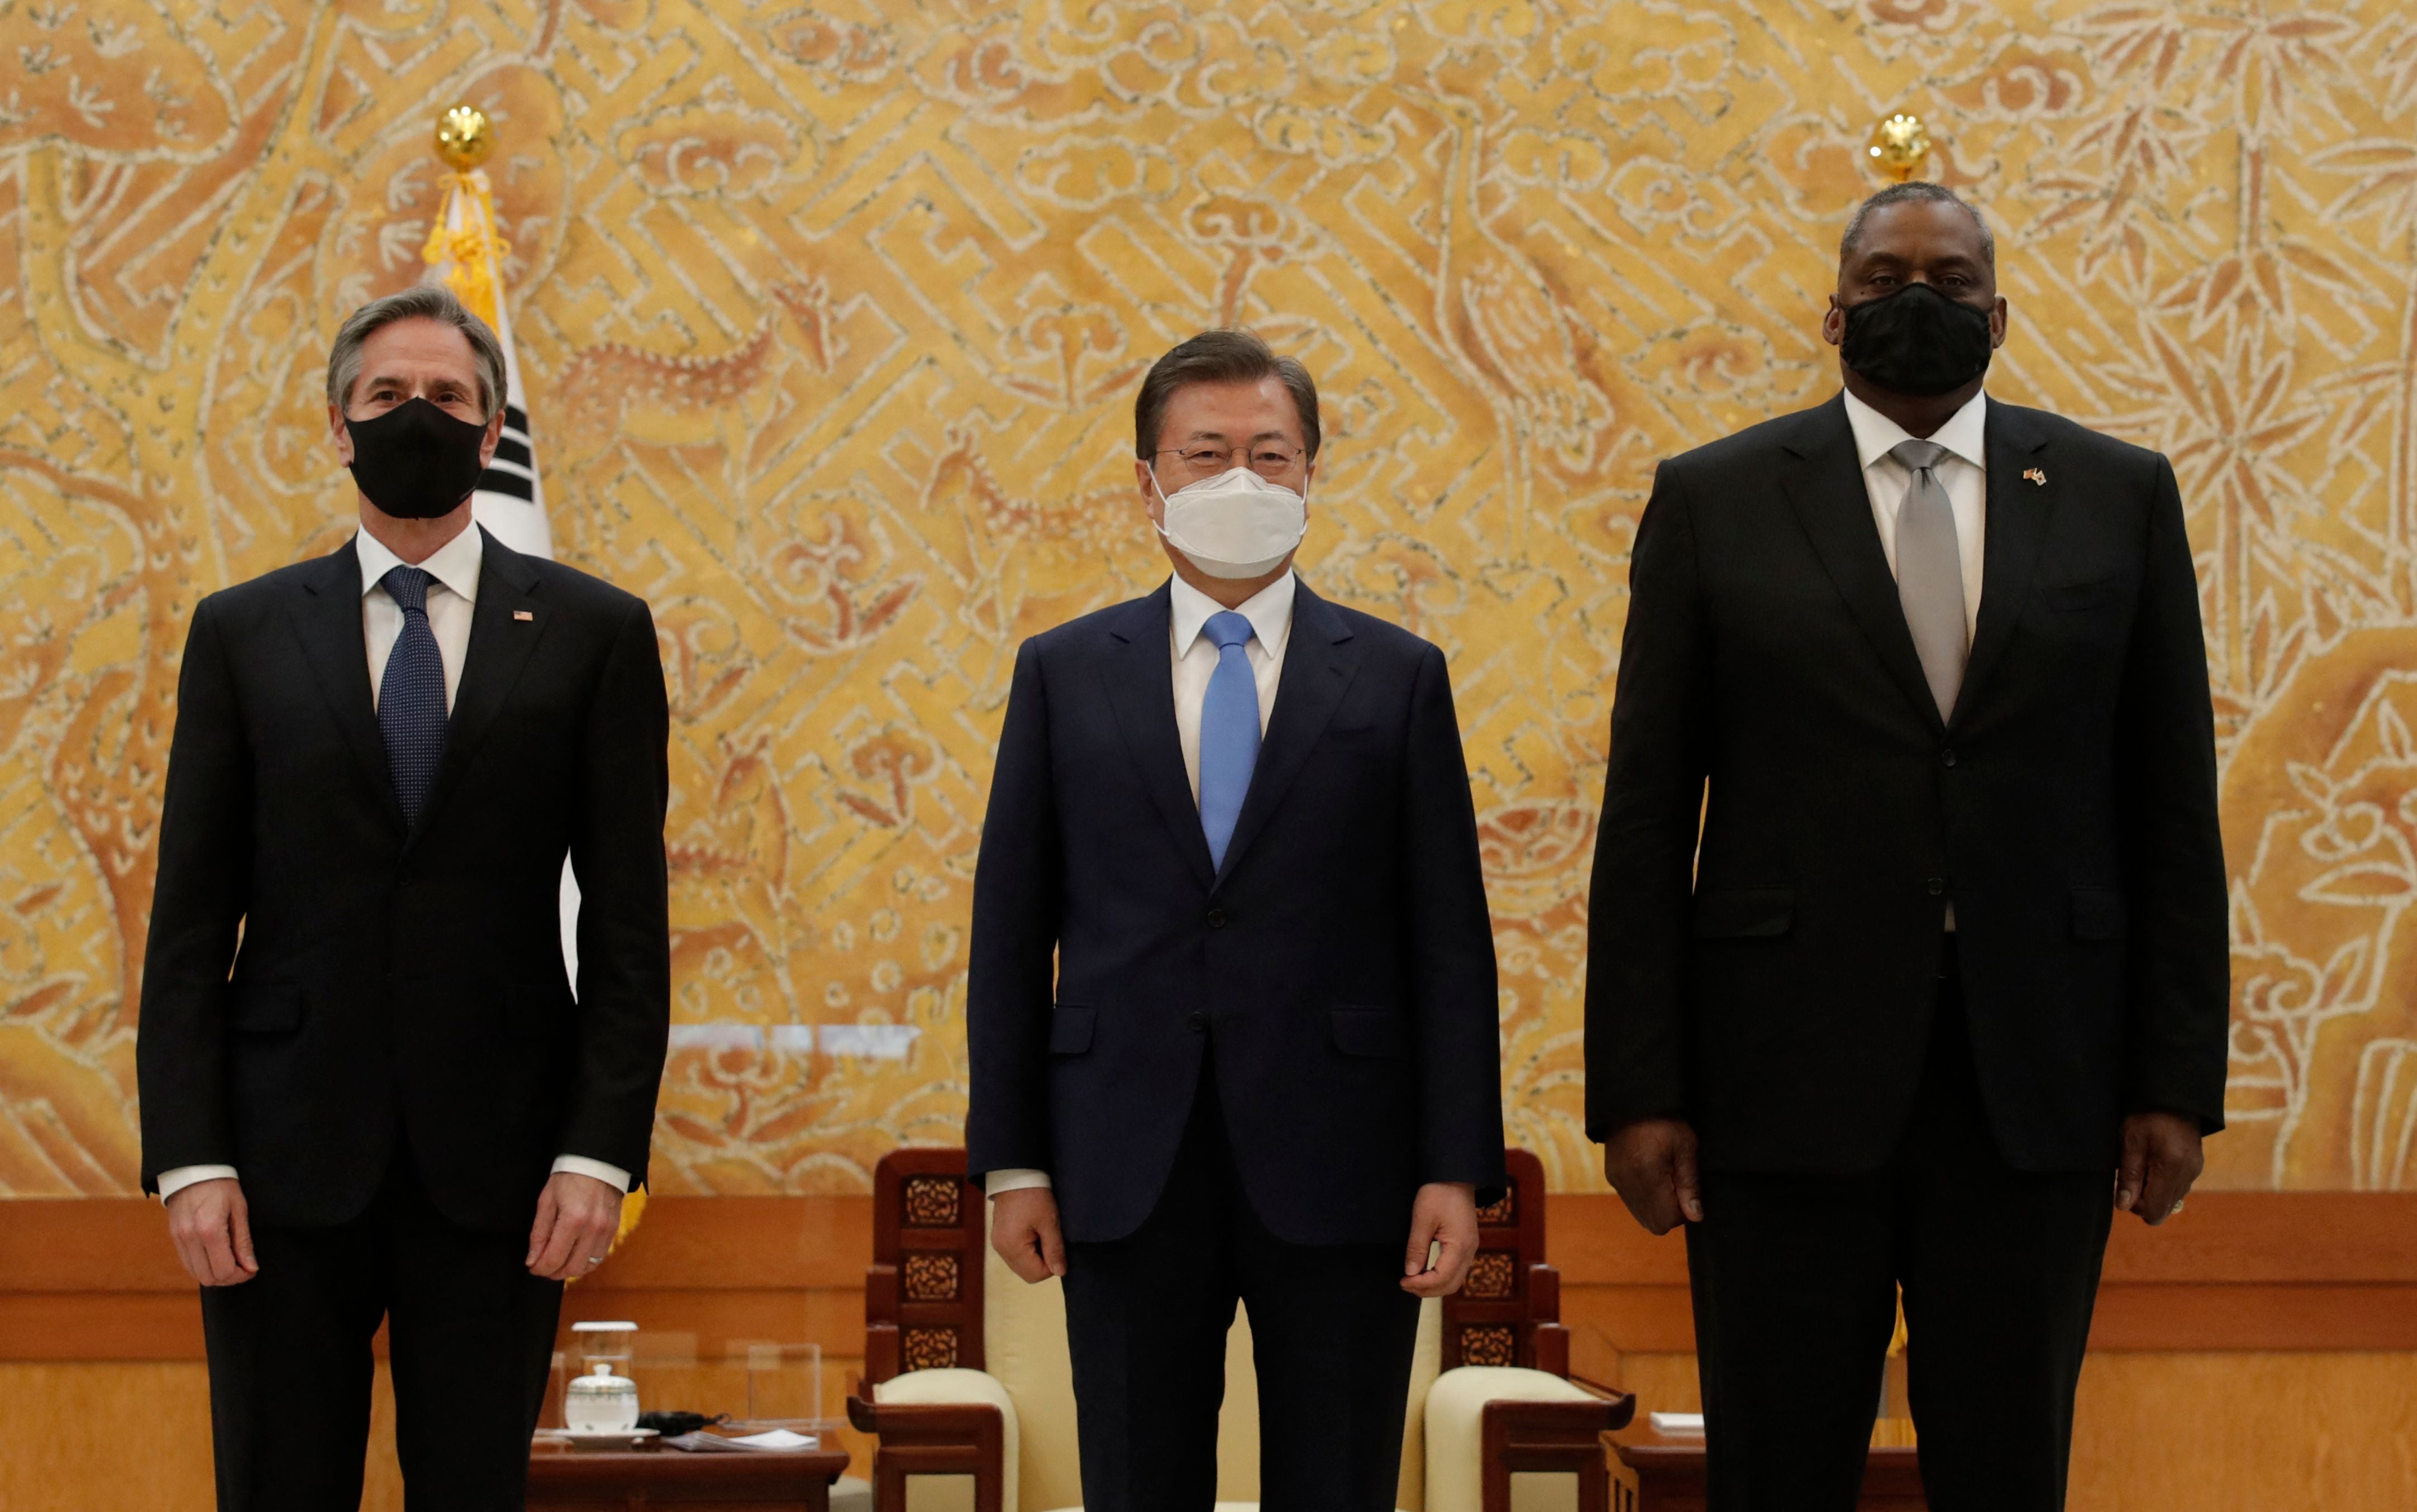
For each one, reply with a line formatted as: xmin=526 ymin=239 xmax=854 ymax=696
xmin=513 ymin=609 xmax=535 ymax=622
xmin=2024 ymin=467 xmax=2047 ymax=486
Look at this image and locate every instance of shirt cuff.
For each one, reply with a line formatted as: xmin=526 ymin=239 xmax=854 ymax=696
xmin=552 ymin=1156 xmax=632 ymax=1193
xmin=156 ymin=1165 xmax=239 ymax=1201
xmin=985 ymin=1168 xmax=1052 ymax=1197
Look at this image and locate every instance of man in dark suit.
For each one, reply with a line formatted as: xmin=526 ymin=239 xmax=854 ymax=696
xmin=1585 ymin=184 xmax=2228 ymax=1511
xmin=137 ymin=284 xmax=670 ymax=1511
xmin=969 ymin=329 xmax=1507 ymax=1511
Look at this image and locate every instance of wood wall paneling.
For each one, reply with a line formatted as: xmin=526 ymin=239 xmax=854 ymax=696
xmin=1543 ymin=1191 xmax=2417 ymax=1354
xmin=10 ymin=1193 xmax=2415 ymax=1360
xmin=9 ymin=1192 xmax=2415 ymax=1511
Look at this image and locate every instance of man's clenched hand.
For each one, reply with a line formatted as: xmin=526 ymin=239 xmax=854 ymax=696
xmin=1603 ymin=1118 xmax=1704 ymax=1236
xmin=991 ymin=1187 xmax=1067 ymax=1283
xmin=166 ymin=1177 xmax=258 ymax=1287
xmin=1401 ymin=1182 xmax=1479 ymax=1298
xmin=2115 ymin=1111 xmax=2203 ymax=1226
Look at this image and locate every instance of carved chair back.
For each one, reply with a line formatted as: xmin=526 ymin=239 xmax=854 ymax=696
xmin=860 ymin=1146 xmax=1564 ymax=1386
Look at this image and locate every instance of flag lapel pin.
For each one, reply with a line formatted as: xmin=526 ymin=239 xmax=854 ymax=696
xmin=2024 ymin=467 xmax=2047 ymax=486
xmin=513 ymin=609 xmax=535 ymax=622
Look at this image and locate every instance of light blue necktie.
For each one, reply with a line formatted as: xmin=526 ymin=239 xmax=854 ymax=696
xmin=378 ymin=565 xmax=449 ymax=823
xmin=1198 ymin=610 xmax=1260 ymax=870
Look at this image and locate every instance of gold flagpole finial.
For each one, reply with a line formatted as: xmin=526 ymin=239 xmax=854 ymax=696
xmin=1866 ymin=113 xmax=1931 ymax=184
xmin=435 ymin=104 xmax=494 ymax=171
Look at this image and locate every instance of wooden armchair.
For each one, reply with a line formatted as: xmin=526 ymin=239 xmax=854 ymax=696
xmin=845 ymin=1149 xmax=1636 ymax=1512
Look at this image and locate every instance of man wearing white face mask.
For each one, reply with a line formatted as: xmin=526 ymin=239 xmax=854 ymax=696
xmin=967 ymin=330 xmax=1508 ymax=1510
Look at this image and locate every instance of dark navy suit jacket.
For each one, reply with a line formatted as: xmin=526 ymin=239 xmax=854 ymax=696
xmin=966 ymin=579 xmax=1507 ymax=1246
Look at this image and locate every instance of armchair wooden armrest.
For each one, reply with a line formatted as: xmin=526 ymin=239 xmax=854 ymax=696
xmin=846 ymin=1380 xmax=1006 ymax=1512
xmin=1480 ymin=1392 xmax=1638 ymax=1512
xmin=1564 ymin=1372 xmax=1638 ymax=1412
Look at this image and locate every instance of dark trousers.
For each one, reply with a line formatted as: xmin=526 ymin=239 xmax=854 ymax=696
xmin=1686 ymin=948 xmax=2113 ymax=1512
xmin=1061 ymin=1064 xmax=1422 ymax=1512
xmin=197 ymin=1151 xmax=562 ymax=1512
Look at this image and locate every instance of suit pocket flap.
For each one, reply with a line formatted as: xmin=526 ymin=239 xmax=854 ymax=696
xmin=228 ymin=986 xmax=303 ymax=1033
xmin=1048 ymin=1004 xmax=1095 ymax=1055
xmin=1692 ymin=889 xmax=1795 ymax=938
xmin=1331 ymin=1007 xmax=1407 ymax=1058
xmin=2071 ymin=889 xmax=2128 ymax=940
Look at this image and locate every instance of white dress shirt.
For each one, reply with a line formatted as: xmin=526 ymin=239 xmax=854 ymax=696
xmin=1842 ymin=387 xmax=1988 ymax=642
xmin=156 ymin=526 xmax=631 ymax=1203
xmin=1843 ymin=388 xmax=1986 ymax=931
xmin=359 ymin=522 xmax=483 ymax=712
xmin=986 ymin=572 xmax=1298 ymax=1200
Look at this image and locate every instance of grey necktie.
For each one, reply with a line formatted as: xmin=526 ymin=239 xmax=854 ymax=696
xmin=1891 ymin=438 xmax=1967 ymax=722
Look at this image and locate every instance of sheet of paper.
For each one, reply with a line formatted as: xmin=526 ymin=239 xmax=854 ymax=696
xmin=730 ymin=1428 xmax=818 ymax=1450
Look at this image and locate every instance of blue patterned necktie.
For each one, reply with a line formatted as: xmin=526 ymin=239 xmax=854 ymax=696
xmin=378 ymin=565 xmax=448 ymax=823
xmin=1198 ymin=609 xmax=1261 ymax=870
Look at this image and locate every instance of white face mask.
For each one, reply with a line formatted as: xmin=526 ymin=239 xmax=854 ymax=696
xmin=1149 ymin=465 xmax=1309 ymax=580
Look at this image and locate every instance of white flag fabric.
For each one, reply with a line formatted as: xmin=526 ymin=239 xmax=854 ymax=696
xmin=423 ymin=166 xmax=579 ymax=979
xmin=423 ymin=167 xmax=553 ymax=558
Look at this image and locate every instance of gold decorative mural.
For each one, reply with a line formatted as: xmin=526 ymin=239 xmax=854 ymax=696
xmin=4 ymin=0 xmax=2416 ymax=1196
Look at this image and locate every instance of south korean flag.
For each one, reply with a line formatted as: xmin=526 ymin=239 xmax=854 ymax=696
xmin=471 ymin=337 xmax=551 ymax=559
xmin=425 ymin=163 xmax=571 ymax=964
xmin=423 ymin=164 xmax=552 ymax=559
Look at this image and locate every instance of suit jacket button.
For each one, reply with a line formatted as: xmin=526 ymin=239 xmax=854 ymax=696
xmin=1206 ymin=908 xmax=1229 ymax=929
xmin=1186 ymin=1011 xmax=1207 ymax=1033
xmin=1925 ymin=876 xmax=1947 ymax=896
xmin=1941 ymin=747 xmax=1958 ymax=767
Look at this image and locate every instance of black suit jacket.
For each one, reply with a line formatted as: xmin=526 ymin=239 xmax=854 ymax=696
xmin=1585 ymin=395 xmax=2228 ymax=1174
xmin=137 ymin=529 xmax=670 ymax=1233
xmin=966 ymin=580 xmax=1507 ymax=1246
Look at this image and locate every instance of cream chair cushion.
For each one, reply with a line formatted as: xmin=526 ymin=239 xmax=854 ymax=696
xmin=1396 ymin=1296 xmax=1443 ymax=1511
xmin=977 ymin=1247 xmax=1442 ymax=1512
xmin=980 ymin=1245 xmax=1081 ymax=1512
xmin=1422 ymin=1366 xmax=1600 ymax=1512
xmin=1026 ymin=1300 xmax=1435 ymax=1512
xmin=981 ymin=1243 xmax=1274 ymax=1509
xmin=872 ymin=1367 xmax=1021 ymax=1512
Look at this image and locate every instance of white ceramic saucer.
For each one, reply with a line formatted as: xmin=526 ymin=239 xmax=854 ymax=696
xmin=551 ymin=1427 xmax=659 ymax=1451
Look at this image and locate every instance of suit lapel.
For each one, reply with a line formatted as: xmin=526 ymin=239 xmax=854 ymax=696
xmin=1100 ymin=585 xmax=1217 ymax=891
xmin=1954 ymin=402 xmax=2057 ymax=726
xmin=411 ymin=528 xmax=550 ymax=846
xmin=1780 ymin=397 xmax=1946 ymax=734
xmin=291 ymin=540 xmax=404 ymax=831
xmin=1214 ymin=583 xmax=1358 ymax=889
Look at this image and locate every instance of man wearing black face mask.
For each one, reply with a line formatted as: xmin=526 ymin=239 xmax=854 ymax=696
xmin=1585 ymin=184 xmax=2227 ymax=1510
xmin=137 ymin=284 xmax=670 ymax=1510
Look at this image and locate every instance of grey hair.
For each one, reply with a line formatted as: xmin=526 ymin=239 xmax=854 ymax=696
xmin=1135 ymin=328 xmax=1322 ymax=460
xmin=1841 ymin=182 xmax=1995 ymax=270
xmin=325 ymin=284 xmax=508 ymax=421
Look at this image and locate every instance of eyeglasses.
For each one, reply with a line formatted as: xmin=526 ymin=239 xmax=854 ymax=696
xmin=1153 ymin=442 xmax=1308 ymax=482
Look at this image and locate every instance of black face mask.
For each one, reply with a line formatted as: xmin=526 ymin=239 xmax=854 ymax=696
xmin=344 ymin=397 xmax=488 ymax=519
xmin=1838 ymin=280 xmax=1995 ymax=398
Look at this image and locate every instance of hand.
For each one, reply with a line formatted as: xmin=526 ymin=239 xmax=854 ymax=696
xmin=2115 ymin=1110 xmax=2203 ymax=1225
xmin=165 ymin=1178 xmax=258 ymax=1287
xmin=527 ymin=1171 xmax=626 ymax=1280
xmin=1401 ymin=1182 xmax=1479 ymax=1298
xmin=990 ymin=1187 xmax=1066 ymax=1283
xmin=1603 ymin=1118 xmax=1703 ymax=1236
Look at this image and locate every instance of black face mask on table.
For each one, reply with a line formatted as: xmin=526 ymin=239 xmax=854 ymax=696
xmin=344 ymin=397 xmax=488 ymax=519
xmin=1838 ymin=280 xmax=1996 ymax=398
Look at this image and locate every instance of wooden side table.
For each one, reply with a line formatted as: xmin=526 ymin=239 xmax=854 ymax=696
xmin=526 ymin=1439 xmax=853 ymax=1510
xmin=1613 ymin=1430 xmax=1928 ymax=1511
